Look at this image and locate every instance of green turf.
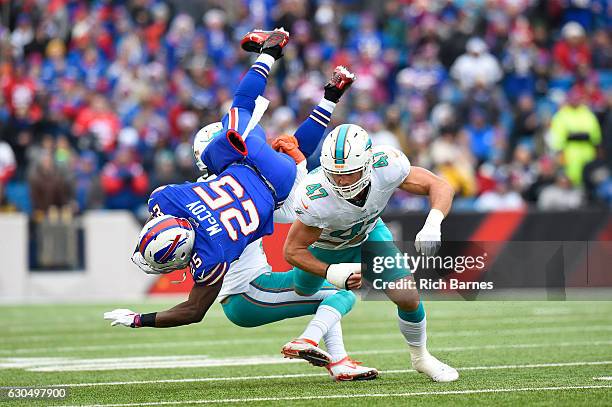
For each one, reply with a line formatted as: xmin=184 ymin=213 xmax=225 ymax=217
xmin=1 ymin=300 xmax=611 ymax=406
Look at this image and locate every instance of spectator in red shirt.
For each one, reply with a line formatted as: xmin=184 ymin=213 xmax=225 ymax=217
xmin=2 ymin=64 xmax=42 ymax=121
xmin=570 ymin=72 xmax=607 ymax=116
xmin=72 ymin=94 xmax=120 ymax=154
xmin=100 ymin=148 xmax=149 ymax=212
xmin=553 ymin=22 xmax=591 ymax=75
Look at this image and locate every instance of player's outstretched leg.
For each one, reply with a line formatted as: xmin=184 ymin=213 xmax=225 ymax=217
xmin=323 ymin=321 xmax=378 ymax=381
xmin=394 ymin=297 xmax=458 ymax=382
xmin=290 ymin=66 xmax=356 ymax=157
xmin=281 ymin=288 xmax=353 ymax=366
xmin=221 ymin=269 xmax=376 ymax=379
xmin=270 ymin=66 xmax=356 ymax=223
xmin=368 ymin=221 xmax=458 ymax=382
xmin=281 ymin=285 xmax=378 ymax=381
xmin=228 ymin=28 xmax=290 ymax=120
xmin=194 ymin=28 xmax=290 ymax=176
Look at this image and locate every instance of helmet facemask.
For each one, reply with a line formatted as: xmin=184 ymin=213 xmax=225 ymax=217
xmin=323 ymin=156 xmax=373 ymax=200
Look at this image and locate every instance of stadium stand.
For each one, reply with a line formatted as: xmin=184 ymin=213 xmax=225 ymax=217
xmin=0 ymin=0 xmax=610 ymax=219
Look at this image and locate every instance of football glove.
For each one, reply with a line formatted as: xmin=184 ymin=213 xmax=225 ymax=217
xmin=272 ymin=134 xmax=305 ymax=164
xmin=415 ymin=209 xmax=444 ymax=256
xmin=104 ymin=309 xmax=142 ymax=328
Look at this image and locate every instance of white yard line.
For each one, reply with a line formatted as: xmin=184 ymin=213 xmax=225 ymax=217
xmin=43 ymin=360 xmax=612 ymax=386
xmin=593 ymin=377 xmax=612 ymax=381
xmin=55 ymin=384 xmax=612 ymax=407
xmin=2 ymin=324 xmax=611 ymax=355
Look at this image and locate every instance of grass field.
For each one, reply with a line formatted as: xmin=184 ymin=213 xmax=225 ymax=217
xmin=1 ymin=300 xmax=611 ymax=406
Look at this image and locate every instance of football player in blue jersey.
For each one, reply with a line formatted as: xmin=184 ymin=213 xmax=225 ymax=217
xmin=104 ymin=29 xmax=378 ymax=380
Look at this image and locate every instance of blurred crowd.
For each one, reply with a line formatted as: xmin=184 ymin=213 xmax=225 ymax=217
xmin=0 ymin=0 xmax=611 ymax=219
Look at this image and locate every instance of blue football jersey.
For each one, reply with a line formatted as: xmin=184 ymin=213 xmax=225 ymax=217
xmin=147 ymin=164 xmax=275 ymax=286
xmin=200 ymin=123 xmax=297 ymax=206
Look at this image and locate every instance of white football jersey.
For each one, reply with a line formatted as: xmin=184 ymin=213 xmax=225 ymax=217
xmin=217 ymin=238 xmax=270 ymax=301
xmin=294 ymin=145 xmax=411 ymax=249
xmin=215 ymin=161 xmax=306 ymax=301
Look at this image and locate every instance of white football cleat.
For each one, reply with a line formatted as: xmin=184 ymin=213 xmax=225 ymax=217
xmin=411 ymin=351 xmax=459 ymax=382
xmin=281 ymin=338 xmax=331 ymax=367
xmin=326 ymin=356 xmax=378 ymax=381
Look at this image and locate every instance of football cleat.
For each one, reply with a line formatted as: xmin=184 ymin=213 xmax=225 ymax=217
xmin=326 ymin=356 xmax=378 ymax=381
xmin=411 ymin=351 xmax=459 ymax=382
xmin=324 ymin=66 xmax=356 ymax=103
xmin=240 ymin=28 xmax=290 ymax=59
xmin=281 ymin=338 xmax=331 ymax=367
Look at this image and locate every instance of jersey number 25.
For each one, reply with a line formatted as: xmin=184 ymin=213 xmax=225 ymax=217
xmin=192 ymin=176 xmax=259 ymax=241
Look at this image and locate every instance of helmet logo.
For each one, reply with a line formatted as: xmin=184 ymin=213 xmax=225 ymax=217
xmin=156 ymin=234 xmax=185 ymax=263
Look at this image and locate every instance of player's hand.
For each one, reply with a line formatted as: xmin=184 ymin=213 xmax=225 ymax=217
xmin=272 ymin=134 xmax=305 ymax=164
xmin=103 ymin=309 xmax=141 ymax=328
xmin=326 ymin=263 xmax=362 ymax=291
xmin=346 ymin=271 xmax=362 ymax=290
xmin=415 ymin=222 xmax=441 ymax=256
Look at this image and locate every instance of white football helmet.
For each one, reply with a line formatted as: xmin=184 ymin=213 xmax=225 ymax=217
xmin=135 ymin=215 xmax=195 ymax=274
xmin=193 ymin=122 xmax=223 ymax=173
xmin=320 ymin=124 xmax=373 ymax=199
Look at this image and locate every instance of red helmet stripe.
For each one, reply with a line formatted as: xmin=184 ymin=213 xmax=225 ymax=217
xmin=139 ymin=218 xmax=191 ymax=254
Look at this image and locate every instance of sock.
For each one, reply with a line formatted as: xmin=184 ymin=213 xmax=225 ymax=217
xmin=318 ymin=98 xmax=336 ymax=113
xmin=231 ymin=55 xmax=275 ymax=112
xmin=320 ymin=289 xmax=355 ymax=316
xmin=255 ymin=53 xmax=275 ymax=71
xmin=300 ymin=305 xmax=341 ymax=345
xmin=397 ymin=303 xmax=428 ymax=357
xmin=322 ymin=321 xmax=348 ymax=362
xmin=294 ymin=98 xmax=336 ymax=157
xmin=398 ymin=301 xmax=425 ymax=323
xmin=248 ymin=54 xmax=274 ymax=82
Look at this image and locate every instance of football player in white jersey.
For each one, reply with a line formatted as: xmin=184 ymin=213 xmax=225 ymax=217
xmin=283 ymin=124 xmax=459 ymax=382
xmin=106 ymin=67 xmax=378 ymax=381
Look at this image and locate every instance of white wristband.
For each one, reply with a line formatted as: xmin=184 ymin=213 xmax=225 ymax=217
xmin=326 ymin=263 xmax=360 ymax=290
xmin=425 ymin=209 xmax=445 ymax=226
